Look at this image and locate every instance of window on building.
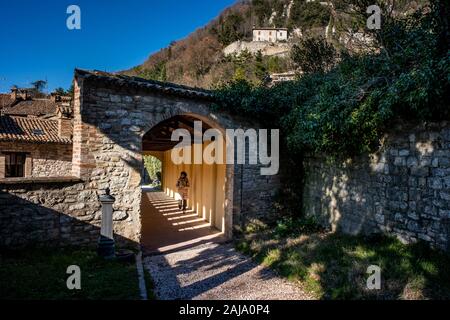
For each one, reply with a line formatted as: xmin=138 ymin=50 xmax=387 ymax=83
xmin=4 ymin=153 xmax=26 ymax=178
xmin=32 ymin=129 xmax=44 ymax=136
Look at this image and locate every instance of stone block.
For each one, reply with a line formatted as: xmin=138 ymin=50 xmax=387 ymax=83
xmin=110 ymin=95 xmax=121 ymax=103
xmin=394 ymin=157 xmax=406 ymax=166
xmin=407 ymin=157 xmax=418 ymax=167
xmin=411 ymin=167 xmax=429 ymax=177
xmin=440 ymin=192 xmax=450 ymax=201
xmin=429 ymin=178 xmax=443 ymax=190
xmin=399 ymin=149 xmax=410 ymax=157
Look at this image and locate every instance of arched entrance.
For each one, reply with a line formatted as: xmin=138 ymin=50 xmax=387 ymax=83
xmin=140 ymin=114 xmax=231 ymax=253
xmin=72 ymin=69 xmax=280 ymax=250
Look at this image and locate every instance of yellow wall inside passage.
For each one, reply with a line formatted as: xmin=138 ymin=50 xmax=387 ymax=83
xmin=161 ymin=142 xmax=226 ymax=232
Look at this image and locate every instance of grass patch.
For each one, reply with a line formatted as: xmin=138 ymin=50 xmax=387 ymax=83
xmin=237 ymin=219 xmax=450 ymax=300
xmin=0 ymin=247 xmax=144 ymax=300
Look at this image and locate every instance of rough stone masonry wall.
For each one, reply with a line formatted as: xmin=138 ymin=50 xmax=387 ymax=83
xmin=303 ymin=121 xmax=450 ymax=251
xmin=0 ymin=142 xmax=72 ymax=178
xmin=0 ymin=180 xmax=96 ymax=247
xmin=72 ymin=77 xmax=281 ymax=243
xmin=0 ymin=179 xmax=143 ymax=247
xmin=233 ymin=162 xmax=281 ymax=230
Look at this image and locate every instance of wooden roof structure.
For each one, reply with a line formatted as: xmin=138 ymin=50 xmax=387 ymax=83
xmin=142 ymin=115 xmax=212 ymax=151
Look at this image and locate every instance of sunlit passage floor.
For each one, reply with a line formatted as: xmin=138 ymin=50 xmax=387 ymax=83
xmin=140 ymin=191 xmax=226 ymax=255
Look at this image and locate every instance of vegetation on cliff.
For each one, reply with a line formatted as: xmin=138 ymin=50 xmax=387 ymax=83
xmin=125 ymin=0 xmax=426 ymax=88
xmin=214 ymin=0 xmax=449 ymax=158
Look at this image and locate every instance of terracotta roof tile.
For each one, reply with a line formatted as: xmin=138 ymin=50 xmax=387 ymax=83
xmin=0 ymin=116 xmax=71 ymax=144
xmin=1 ymin=99 xmax=58 ymax=116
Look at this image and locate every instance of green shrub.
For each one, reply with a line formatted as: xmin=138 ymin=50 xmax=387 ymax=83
xmin=291 ymin=37 xmax=337 ymax=74
xmin=143 ymin=155 xmax=162 ymax=183
xmin=289 ymin=0 xmax=331 ymax=29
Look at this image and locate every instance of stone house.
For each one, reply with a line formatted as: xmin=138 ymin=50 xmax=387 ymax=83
xmin=252 ymin=28 xmax=288 ymax=42
xmin=0 ymin=88 xmax=73 ymax=180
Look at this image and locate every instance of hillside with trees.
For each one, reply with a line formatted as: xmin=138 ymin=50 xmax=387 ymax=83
xmin=123 ymin=0 xmax=427 ymax=88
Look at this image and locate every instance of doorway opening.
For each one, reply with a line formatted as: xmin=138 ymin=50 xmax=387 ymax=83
xmin=140 ymin=114 xmax=230 ymax=254
xmin=142 ymin=155 xmax=162 ymax=192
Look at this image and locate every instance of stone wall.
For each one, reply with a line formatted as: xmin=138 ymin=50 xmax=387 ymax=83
xmin=303 ymin=121 xmax=450 ymax=251
xmin=233 ymin=162 xmax=281 ymax=229
xmin=0 ymin=179 xmax=95 ymax=247
xmin=0 ymin=179 xmax=139 ymax=247
xmin=0 ymin=141 xmax=72 ymax=178
xmin=71 ymin=74 xmax=280 ymax=242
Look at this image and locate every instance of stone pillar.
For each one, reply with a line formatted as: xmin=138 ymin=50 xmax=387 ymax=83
xmin=98 ymin=188 xmax=116 ymax=259
xmin=0 ymin=154 xmax=5 ymax=179
xmin=58 ymin=114 xmax=72 ymax=140
xmin=25 ymin=155 xmax=32 ymax=177
xmin=10 ymin=87 xmax=17 ymax=100
xmin=72 ymin=78 xmax=95 ymax=179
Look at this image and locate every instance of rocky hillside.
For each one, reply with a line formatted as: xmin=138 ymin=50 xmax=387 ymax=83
xmin=123 ymin=0 xmax=427 ymax=89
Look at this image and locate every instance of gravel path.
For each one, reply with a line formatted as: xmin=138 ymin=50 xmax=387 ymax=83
xmin=143 ymin=242 xmax=313 ymax=300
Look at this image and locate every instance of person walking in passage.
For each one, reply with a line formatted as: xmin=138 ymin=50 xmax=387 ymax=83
xmin=176 ymin=171 xmax=190 ymax=212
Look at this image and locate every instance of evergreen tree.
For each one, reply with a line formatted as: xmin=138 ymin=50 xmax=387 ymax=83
xmin=255 ymin=51 xmax=268 ymax=82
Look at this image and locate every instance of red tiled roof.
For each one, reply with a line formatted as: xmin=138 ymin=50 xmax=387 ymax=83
xmin=1 ymin=99 xmax=58 ymax=116
xmin=0 ymin=116 xmax=71 ymax=144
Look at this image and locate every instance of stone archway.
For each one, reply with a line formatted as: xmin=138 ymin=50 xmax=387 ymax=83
xmin=72 ymin=69 xmax=280 ymax=247
xmin=139 ymin=113 xmax=233 ymax=251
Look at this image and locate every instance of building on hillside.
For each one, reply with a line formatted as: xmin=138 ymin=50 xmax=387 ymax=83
xmin=252 ymin=27 xmax=288 ymax=42
xmin=268 ymin=71 xmax=298 ymax=85
xmin=306 ymin=0 xmax=332 ymax=5
xmin=0 ymin=87 xmax=73 ymax=180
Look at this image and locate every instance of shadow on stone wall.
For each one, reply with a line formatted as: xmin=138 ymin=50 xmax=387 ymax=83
xmin=303 ymin=121 xmax=450 ymax=251
xmin=0 ymin=187 xmax=138 ymax=249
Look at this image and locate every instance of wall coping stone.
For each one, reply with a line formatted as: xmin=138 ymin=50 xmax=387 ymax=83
xmin=75 ymin=69 xmax=214 ymax=101
xmin=0 ymin=176 xmax=81 ymax=185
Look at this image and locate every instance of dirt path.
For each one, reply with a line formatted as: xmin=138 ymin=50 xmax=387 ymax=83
xmin=143 ymin=242 xmax=313 ymax=300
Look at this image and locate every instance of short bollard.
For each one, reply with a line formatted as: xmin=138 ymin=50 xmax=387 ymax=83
xmin=98 ymin=188 xmax=116 ymax=259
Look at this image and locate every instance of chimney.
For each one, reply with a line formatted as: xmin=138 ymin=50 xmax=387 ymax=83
xmin=17 ymin=89 xmax=28 ymax=101
xmin=51 ymin=93 xmax=61 ymax=103
xmin=57 ymin=106 xmax=73 ymax=140
xmin=10 ymin=87 xmax=18 ymax=100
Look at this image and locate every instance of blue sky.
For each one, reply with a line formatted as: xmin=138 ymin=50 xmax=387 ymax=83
xmin=0 ymin=0 xmax=235 ymax=92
